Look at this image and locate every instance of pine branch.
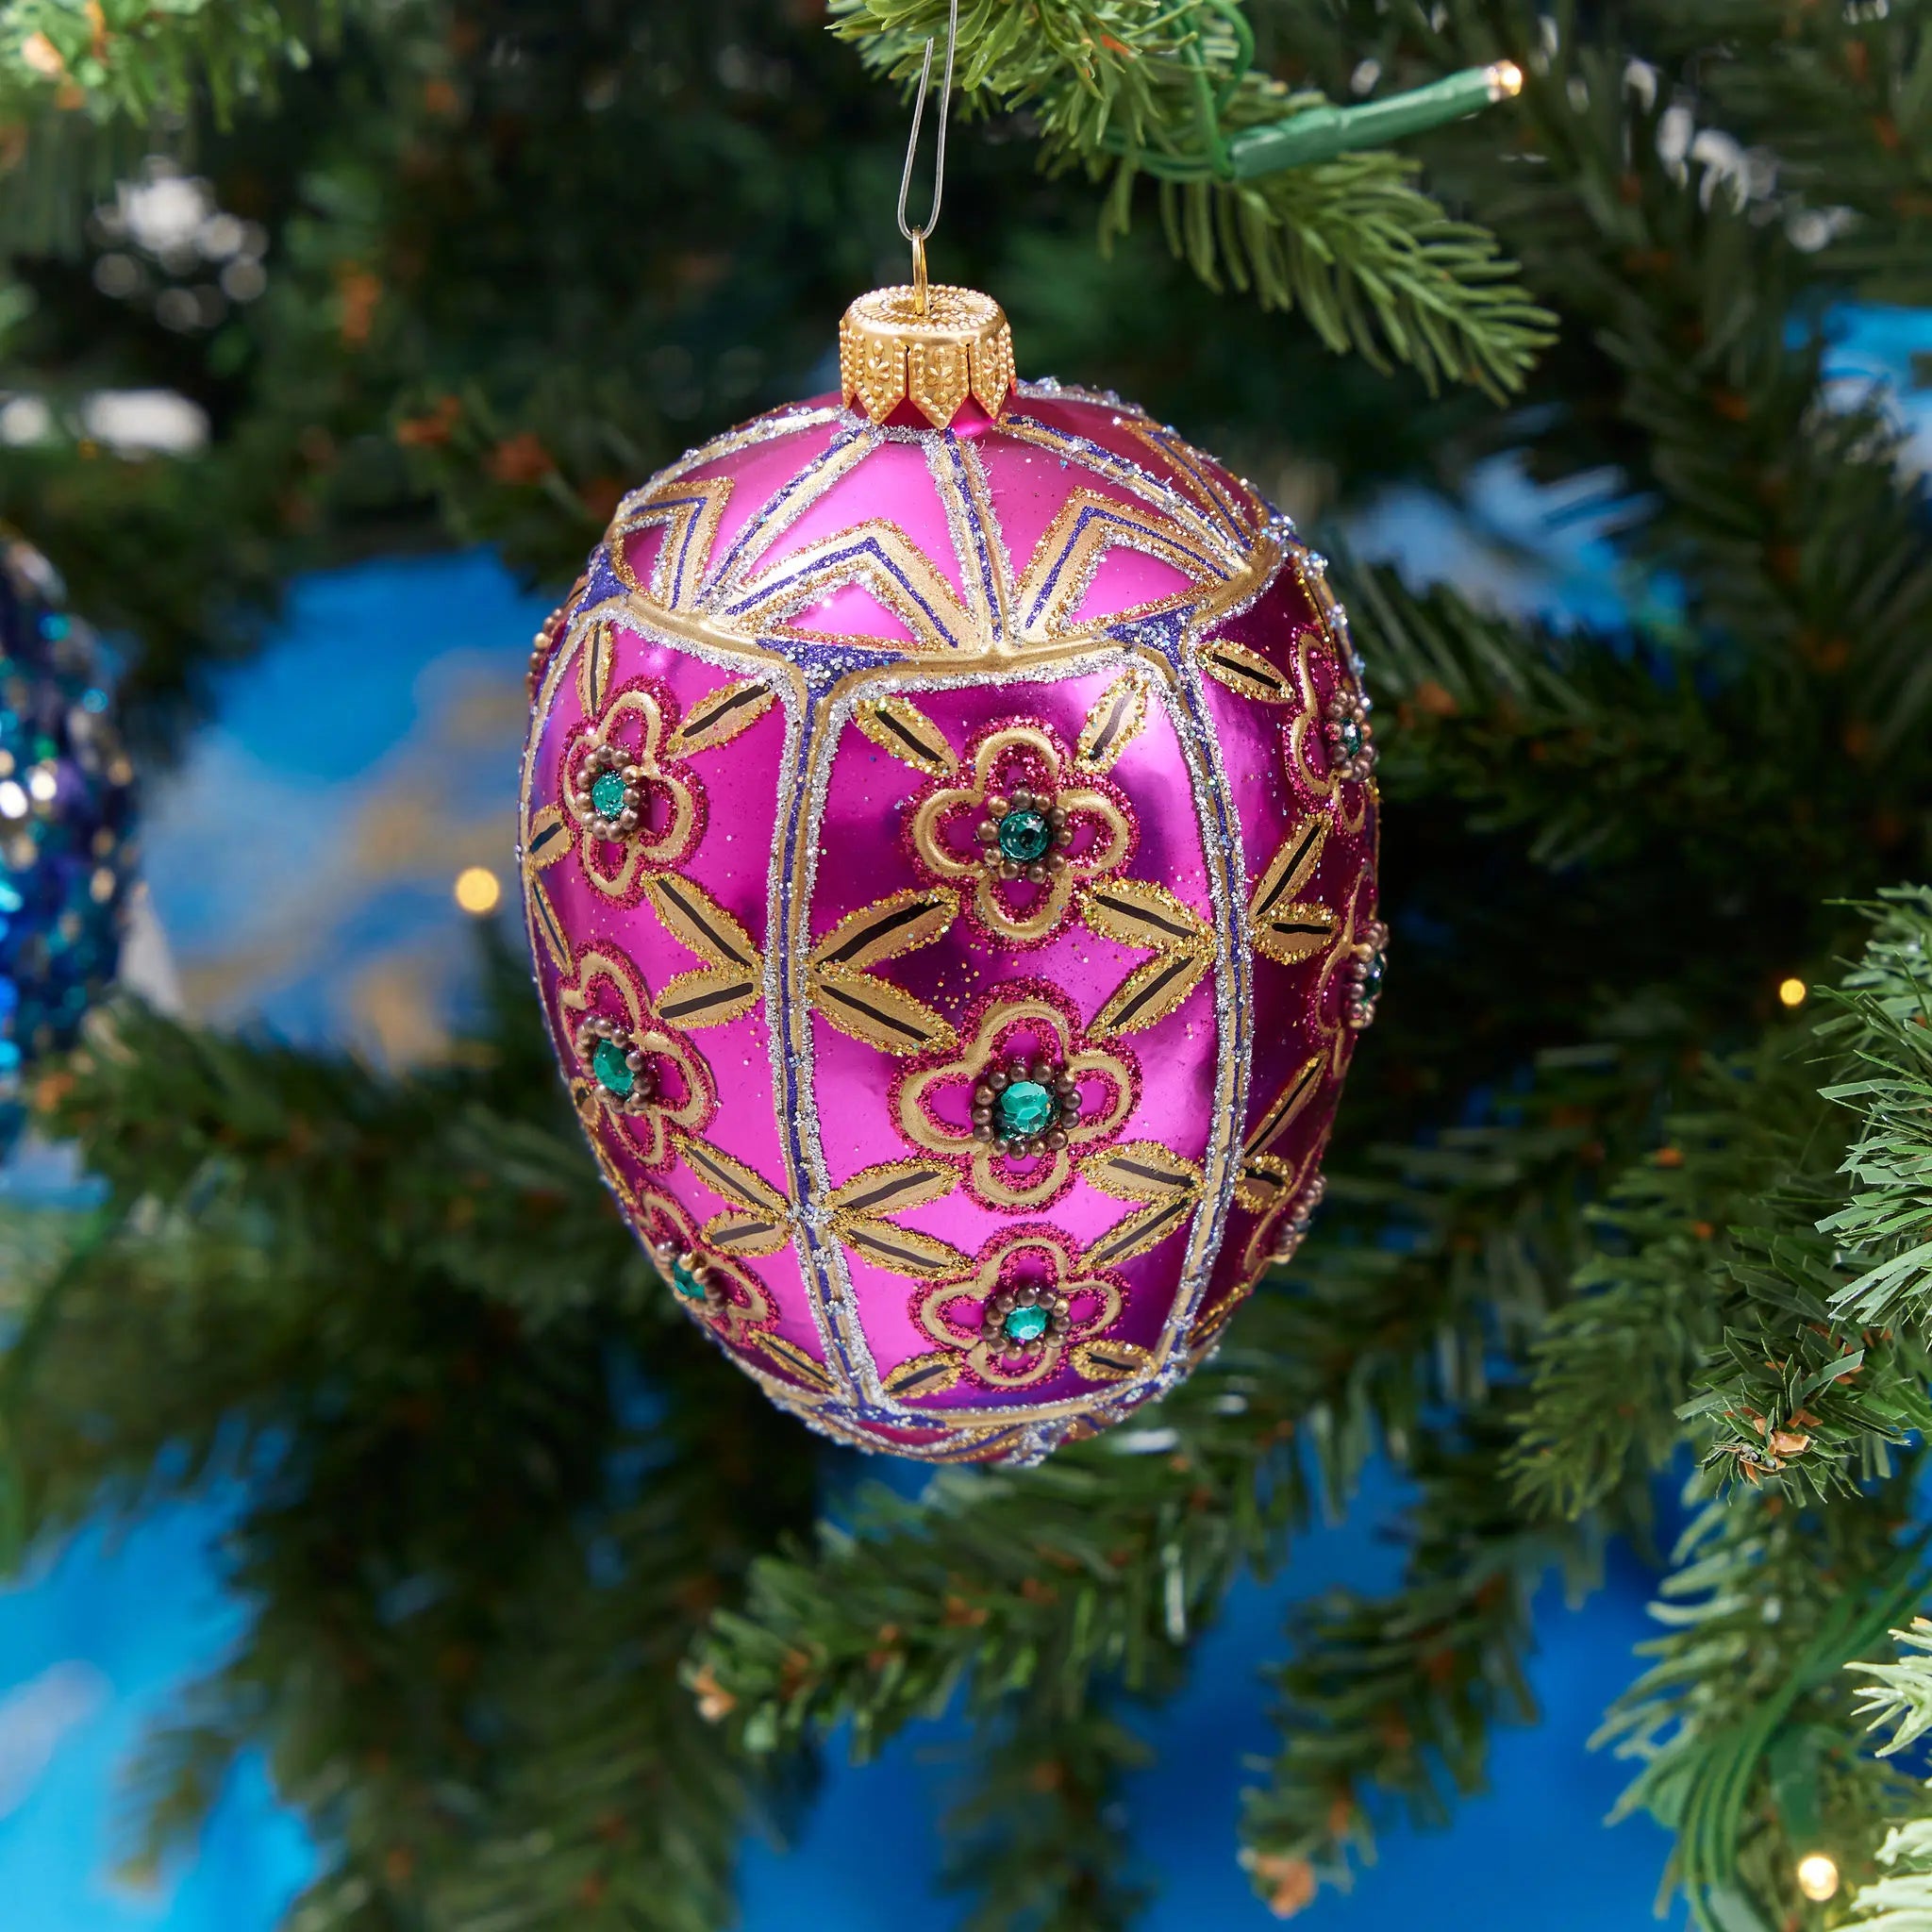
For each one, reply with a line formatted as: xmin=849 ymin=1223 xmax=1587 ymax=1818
xmin=0 ymin=1 xmax=343 ymax=125
xmin=1414 ymin=13 xmax=1932 ymax=755
xmin=1819 ymin=894 xmax=1932 ymax=1332
xmin=1682 ymin=892 xmax=1932 ymax=1498
xmin=832 ymin=0 xmax=1552 ymax=394
xmin=4 ymin=936 xmax=824 ymax=1932
xmin=1355 ymin=561 xmax=1737 ymax=871
xmin=1850 ymin=1821 xmax=1932 ymax=1932
xmin=1240 ymin=1417 xmax=1593 ymax=1911
xmin=1143 ymin=158 xmax=1552 ymax=395
xmin=941 ymin=1699 xmax=1154 ymax=1932
xmin=1600 ymin=1478 xmax=1928 ymax=1932
xmin=692 ymin=1354 xmax=1310 ymax=1766
xmin=1637 ymin=0 xmax=1932 ymax=304
xmin=1507 ymin=1057 xmax=1794 ymax=1521
xmin=1846 ymin=1621 xmax=1932 ymax=1929
xmin=1853 ymin=1617 xmax=1932 ymax=1762
xmin=695 ymin=1045 xmax=1665 ymax=1782
xmin=1514 ymin=891 xmax=1932 ymax=1515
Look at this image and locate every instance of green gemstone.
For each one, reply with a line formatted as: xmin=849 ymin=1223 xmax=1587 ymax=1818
xmin=1336 ymin=718 xmax=1364 ymax=758
xmin=995 ymin=1079 xmax=1056 ymax=1141
xmin=1002 ymin=1304 xmax=1050 ymax=1344
xmin=591 ymin=1038 xmax=636 ymax=1096
xmin=671 ymin=1259 xmax=708 ymax=1303
xmin=1359 ymin=954 xmax=1385 ymax=998
xmin=996 ymin=808 xmax=1053 ymax=864
xmin=590 ymin=771 xmax=628 ymax=820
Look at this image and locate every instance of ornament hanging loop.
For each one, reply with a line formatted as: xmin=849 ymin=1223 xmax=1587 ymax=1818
xmin=909 ymin=230 xmax=929 ymax=314
xmin=896 ymin=0 xmax=958 ymax=316
xmin=844 ymin=0 xmax=1010 ymax=427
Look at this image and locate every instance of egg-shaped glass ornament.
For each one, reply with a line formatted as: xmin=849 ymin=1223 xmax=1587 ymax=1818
xmin=0 ymin=535 xmax=137 ymax=1150
xmin=520 ymin=286 xmax=1382 ymax=1462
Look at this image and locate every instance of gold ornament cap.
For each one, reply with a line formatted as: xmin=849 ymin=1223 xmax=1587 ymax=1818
xmin=839 ymin=281 xmax=1015 ymax=429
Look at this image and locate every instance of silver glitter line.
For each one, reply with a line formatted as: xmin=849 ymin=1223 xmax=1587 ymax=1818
xmin=614 ymin=405 xmax=846 ymax=524
xmin=1135 ymin=423 xmax=1255 ymax=544
xmin=1016 ymin=378 xmax=1139 ymax=412
xmin=1019 ymin=500 xmax=1232 ymax=636
xmin=763 ymin=672 xmax=873 ymax=1407
xmin=1000 ymin=414 xmax=1249 ymax=572
xmin=1157 ymin=629 xmax=1255 ymax=1349
xmin=950 ymin=435 xmax=1018 ymax=645
xmin=551 ymin=594 xmax=858 ymax=1404
xmin=699 ymin=425 xmax=879 ymax=610
xmin=785 ymin=676 xmax=891 ymax=1415
xmin=924 ymin=433 xmax=1002 ymax=651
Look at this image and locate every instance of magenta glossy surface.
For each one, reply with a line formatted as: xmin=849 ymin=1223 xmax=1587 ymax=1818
xmin=520 ymin=386 xmax=1380 ymax=1460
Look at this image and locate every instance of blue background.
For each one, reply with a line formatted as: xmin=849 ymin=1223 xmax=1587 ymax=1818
xmin=4 ymin=304 xmax=1928 ymax=1928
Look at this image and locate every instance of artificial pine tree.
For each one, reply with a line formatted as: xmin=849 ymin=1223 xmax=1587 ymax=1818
xmin=2 ymin=4 xmax=1931 ymax=1929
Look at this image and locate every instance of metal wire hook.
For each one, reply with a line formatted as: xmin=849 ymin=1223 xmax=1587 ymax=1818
xmin=895 ymin=0 xmax=959 ymax=314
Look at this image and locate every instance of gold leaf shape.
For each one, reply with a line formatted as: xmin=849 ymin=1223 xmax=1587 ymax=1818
xmin=854 ymin=694 xmax=957 ymax=775
xmin=1199 ymin=637 xmax=1295 ymax=704
xmin=1250 ymin=820 xmax=1336 ymax=965
xmin=702 ymin=1207 xmax=791 ymax=1257
xmin=1083 ymin=879 xmax=1210 ymax=955
xmin=826 ymin=1158 xmax=960 ymax=1217
xmin=1088 ymin=1196 xmax=1194 ymax=1270
xmin=526 ymin=875 xmax=571 ymax=972
xmin=836 ymin=1216 xmax=972 ymax=1281
xmin=656 ymin=965 xmax=761 ymax=1030
xmin=681 ymin=1137 xmax=789 ymax=1215
xmin=810 ymin=887 xmax=958 ymax=974
xmin=1251 ymin=820 xmax=1325 ymax=919
xmin=1071 ymin=1338 xmax=1152 ymax=1383
xmin=1075 ymin=672 xmax=1151 ymax=774
xmin=809 ymin=966 xmax=957 ymax=1057
xmin=1081 ymin=1141 xmax=1204 ymax=1204
xmin=524 ymin=805 xmax=573 ymax=874
xmin=882 ymin=1350 xmax=962 ymax=1399
xmin=752 ymin=1332 xmax=834 ymax=1393
xmin=1091 ymin=948 xmax=1212 ymax=1038
xmin=669 ymin=678 xmax=775 ymax=758
xmin=1243 ymin=1057 xmax=1324 ymax=1163
xmin=576 ymin=620 xmax=616 ymax=715
xmin=1234 ymin=1152 xmax=1294 ymax=1215
xmin=1254 ymin=908 xmax=1338 ymax=966
xmin=644 ymin=874 xmax=759 ymax=971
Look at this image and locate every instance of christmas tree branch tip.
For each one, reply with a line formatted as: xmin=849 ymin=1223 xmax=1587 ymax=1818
xmin=1169 ymin=61 xmax=1527 ymax=183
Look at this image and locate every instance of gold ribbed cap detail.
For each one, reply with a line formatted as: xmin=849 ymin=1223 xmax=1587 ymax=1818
xmin=839 ymin=284 xmax=1015 ymax=429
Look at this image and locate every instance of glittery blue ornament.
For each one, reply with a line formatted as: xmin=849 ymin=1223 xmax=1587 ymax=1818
xmin=0 ymin=536 xmax=136 ymax=1148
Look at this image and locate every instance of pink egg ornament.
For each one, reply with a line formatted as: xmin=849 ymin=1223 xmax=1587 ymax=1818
xmin=519 ymin=284 xmax=1383 ymax=1463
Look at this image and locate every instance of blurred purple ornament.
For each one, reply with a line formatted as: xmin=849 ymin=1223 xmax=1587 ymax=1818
xmin=0 ymin=535 xmax=137 ymax=1147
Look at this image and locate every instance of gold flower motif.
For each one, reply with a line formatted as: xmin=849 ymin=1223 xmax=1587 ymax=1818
xmin=893 ymin=985 xmax=1137 ymax=1211
xmin=914 ymin=1225 xmax=1126 ymax=1391
xmin=561 ymin=676 xmax=704 ymax=904
xmin=627 ymin=1185 xmax=776 ymax=1352
xmin=557 ymin=945 xmax=714 ymax=1173
xmin=908 ymin=722 xmax=1133 ymax=946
